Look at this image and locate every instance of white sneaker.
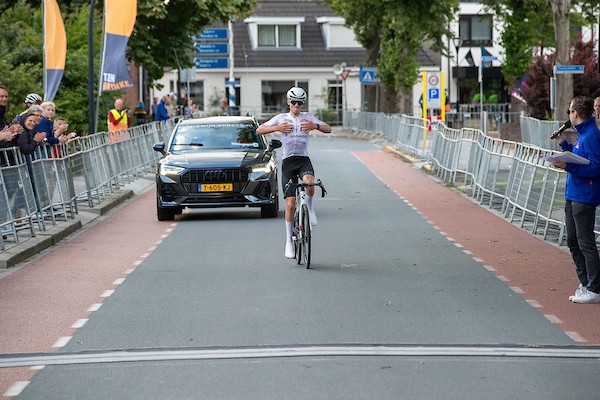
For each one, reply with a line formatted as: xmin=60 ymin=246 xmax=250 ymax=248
xmin=571 ymin=289 xmax=600 ymax=304
xmin=569 ymin=284 xmax=586 ymax=301
xmin=285 ymin=241 xmax=295 ymax=259
xmin=309 ymin=209 xmax=318 ymax=226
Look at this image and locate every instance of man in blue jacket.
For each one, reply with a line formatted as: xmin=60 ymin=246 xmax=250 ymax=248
xmin=154 ymin=95 xmax=170 ymax=122
xmin=552 ymin=95 xmax=600 ymax=303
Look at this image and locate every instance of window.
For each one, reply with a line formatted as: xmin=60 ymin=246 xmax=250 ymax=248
xmin=257 ymin=25 xmax=297 ymax=47
xmin=459 ymin=15 xmax=493 ymax=46
xmin=278 ymin=25 xmax=296 ymax=47
xmin=258 ymin=25 xmax=276 ymax=46
xmin=245 ymin=17 xmax=304 ymax=49
xmin=262 ymin=80 xmax=308 ymax=114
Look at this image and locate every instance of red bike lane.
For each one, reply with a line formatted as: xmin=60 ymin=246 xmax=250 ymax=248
xmin=0 ymin=189 xmax=175 ymax=397
xmin=355 ymin=150 xmax=600 ymax=345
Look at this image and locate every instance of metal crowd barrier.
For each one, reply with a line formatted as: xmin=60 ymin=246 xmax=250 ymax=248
xmin=0 ymin=118 xmax=177 ymax=251
xmin=342 ymin=111 xmax=581 ymax=245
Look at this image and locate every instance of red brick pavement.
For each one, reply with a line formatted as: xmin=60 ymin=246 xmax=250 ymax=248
xmin=355 ymin=150 xmax=599 ymax=345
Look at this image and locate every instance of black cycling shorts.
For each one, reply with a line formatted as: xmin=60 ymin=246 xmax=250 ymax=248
xmin=281 ymin=156 xmax=315 ymax=198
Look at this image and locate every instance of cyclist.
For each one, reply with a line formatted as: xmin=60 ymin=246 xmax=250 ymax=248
xmin=257 ymin=86 xmax=331 ymax=258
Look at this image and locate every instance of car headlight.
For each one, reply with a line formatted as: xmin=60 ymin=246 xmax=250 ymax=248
xmin=249 ymin=165 xmax=270 ymax=180
xmin=160 ymin=164 xmax=185 ymax=176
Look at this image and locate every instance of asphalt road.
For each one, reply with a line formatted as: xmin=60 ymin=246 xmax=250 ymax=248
xmin=2 ymin=135 xmax=600 ymax=399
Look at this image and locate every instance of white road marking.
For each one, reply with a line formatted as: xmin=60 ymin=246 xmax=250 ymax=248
xmin=71 ymin=319 xmax=88 ymax=329
xmin=88 ymin=303 xmax=103 ymax=312
xmin=52 ymin=336 xmax=72 ymax=348
xmin=4 ymin=381 xmax=29 ymax=397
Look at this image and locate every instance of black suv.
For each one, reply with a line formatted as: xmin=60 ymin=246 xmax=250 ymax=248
xmin=153 ymin=116 xmax=281 ymax=221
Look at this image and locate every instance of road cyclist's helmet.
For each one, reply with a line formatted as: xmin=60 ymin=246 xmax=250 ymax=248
xmin=286 ymin=87 xmax=307 ymax=102
xmin=25 ymin=93 xmax=42 ymax=104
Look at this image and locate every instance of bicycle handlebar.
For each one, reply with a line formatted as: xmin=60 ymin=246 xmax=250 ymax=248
xmin=284 ymin=179 xmax=327 ymax=198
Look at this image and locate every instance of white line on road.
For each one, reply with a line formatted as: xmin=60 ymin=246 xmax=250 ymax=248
xmin=52 ymin=336 xmax=72 ymax=348
xmin=71 ymin=319 xmax=88 ymax=329
xmin=3 ymin=381 xmax=29 ymax=397
xmin=87 ymin=303 xmax=103 ymax=312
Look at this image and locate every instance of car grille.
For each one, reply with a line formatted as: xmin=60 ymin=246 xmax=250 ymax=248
xmin=181 ymin=169 xmax=248 ymax=194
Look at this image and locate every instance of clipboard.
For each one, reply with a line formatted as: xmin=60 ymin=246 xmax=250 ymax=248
xmin=545 ymin=151 xmax=591 ymax=165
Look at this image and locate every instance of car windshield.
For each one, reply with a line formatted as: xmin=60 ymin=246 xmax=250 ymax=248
xmin=169 ymin=123 xmax=262 ymax=152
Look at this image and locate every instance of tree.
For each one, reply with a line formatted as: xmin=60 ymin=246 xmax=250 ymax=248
xmin=521 ymin=53 xmax=554 ymax=119
xmin=482 ymin=0 xmax=600 ymax=119
xmin=481 ymin=0 xmax=555 ymax=85
xmin=0 ymin=0 xmax=258 ymax=133
xmin=326 ymin=0 xmax=459 ymax=113
xmin=572 ymin=39 xmax=600 ymax=100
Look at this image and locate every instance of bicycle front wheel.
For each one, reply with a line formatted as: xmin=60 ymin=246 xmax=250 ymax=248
xmin=301 ymin=204 xmax=311 ymax=268
xmin=294 ymin=212 xmax=302 ymax=265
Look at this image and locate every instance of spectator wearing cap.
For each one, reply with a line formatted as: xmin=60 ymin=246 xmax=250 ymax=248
xmin=13 ymin=93 xmax=43 ymax=124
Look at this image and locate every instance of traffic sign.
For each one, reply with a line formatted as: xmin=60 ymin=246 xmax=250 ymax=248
xmin=554 ymin=65 xmax=584 ymax=74
xmin=426 ymin=72 xmax=442 ymax=109
xmin=196 ymin=28 xmax=228 ymax=40
xmin=360 ymin=67 xmax=378 ymax=85
xmin=194 ymin=58 xmax=228 ymax=69
xmin=194 ymin=43 xmax=228 ymax=55
xmin=481 ymin=55 xmax=497 ymax=62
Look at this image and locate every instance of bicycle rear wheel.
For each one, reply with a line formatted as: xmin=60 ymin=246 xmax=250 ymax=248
xmin=301 ymin=204 xmax=311 ymax=268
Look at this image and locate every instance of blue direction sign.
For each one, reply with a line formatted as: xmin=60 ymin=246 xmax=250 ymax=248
xmin=196 ymin=28 xmax=228 ymax=40
xmin=360 ymin=67 xmax=378 ymax=85
xmin=554 ymin=65 xmax=584 ymax=74
xmin=194 ymin=58 xmax=228 ymax=69
xmin=194 ymin=43 xmax=228 ymax=55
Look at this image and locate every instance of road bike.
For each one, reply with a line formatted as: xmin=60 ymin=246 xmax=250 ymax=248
xmin=284 ymin=178 xmax=326 ymax=269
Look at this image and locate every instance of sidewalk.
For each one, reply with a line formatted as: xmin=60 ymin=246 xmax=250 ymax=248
xmin=0 ymin=175 xmax=155 ymax=270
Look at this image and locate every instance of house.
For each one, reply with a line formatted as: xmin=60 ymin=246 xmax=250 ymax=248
xmin=154 ymin=0 xmax=369 ymax=120
xmin=152 ymin=0 xmax=512 ymax=119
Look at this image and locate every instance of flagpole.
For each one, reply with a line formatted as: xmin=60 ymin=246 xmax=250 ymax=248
xmin=88 ymin=0 xmax=96 ymax=134
xmin=95 ymin=4 xmax=107 ymax=134
xmin=42 ymin=0 xmax=47 ymax=100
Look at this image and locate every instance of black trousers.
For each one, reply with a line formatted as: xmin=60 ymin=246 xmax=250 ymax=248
xmin=565 ymin=200 xmax=600 ymax=294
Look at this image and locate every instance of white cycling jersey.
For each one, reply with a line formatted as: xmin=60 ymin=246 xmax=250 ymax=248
xmin=261 ymin=112 xmax=324 ymax=159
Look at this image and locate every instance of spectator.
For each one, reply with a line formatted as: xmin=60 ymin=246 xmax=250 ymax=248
xmin=155 ymin=96 xmax=170 ymax=122
xmin=167 ymin=93 xmax=176 ymax=117
xmin=107 ymin=98 xmax=129 ymax=143
xmin=151 ymin=97 xmax=158 ymax=121
xmin=38 ymin=102 xmax=69 ymax=155
xmin=0 ymin=85 xmax=9 ymax=129
xmin=134 ymin=101 xmax=148 ymax=125
xmin=184 ymin=98 xmax=193 ymax=116
xmin=13 ymin=93 xmax=42 ymax=124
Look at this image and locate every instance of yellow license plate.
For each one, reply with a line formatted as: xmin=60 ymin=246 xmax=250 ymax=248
xmin=200 ymin=183 xmax=233 ymax=192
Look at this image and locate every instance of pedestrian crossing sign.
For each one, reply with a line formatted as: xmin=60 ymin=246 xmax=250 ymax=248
xmin=360 ymin=67 xmax=378 ymax=85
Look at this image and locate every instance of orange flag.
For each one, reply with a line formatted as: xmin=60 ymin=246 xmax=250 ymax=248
xmin=43 ymin=0 xmax=67 ymax=101
xmin=99 ymin=0 xmax=137 ymax=93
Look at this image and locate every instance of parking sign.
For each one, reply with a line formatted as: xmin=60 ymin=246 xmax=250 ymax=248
xmin=427 ymin=72 xmax=442 ymax=109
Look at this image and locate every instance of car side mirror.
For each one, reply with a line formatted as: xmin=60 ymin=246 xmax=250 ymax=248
xmin=269 ymin=139 xmax=282 ymax=151
xmin=153 ymin=142 xmax=166 ymax=156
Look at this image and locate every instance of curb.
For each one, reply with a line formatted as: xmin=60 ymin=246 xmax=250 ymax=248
xmin=383 ymin=145 xmax=433 ymax=173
